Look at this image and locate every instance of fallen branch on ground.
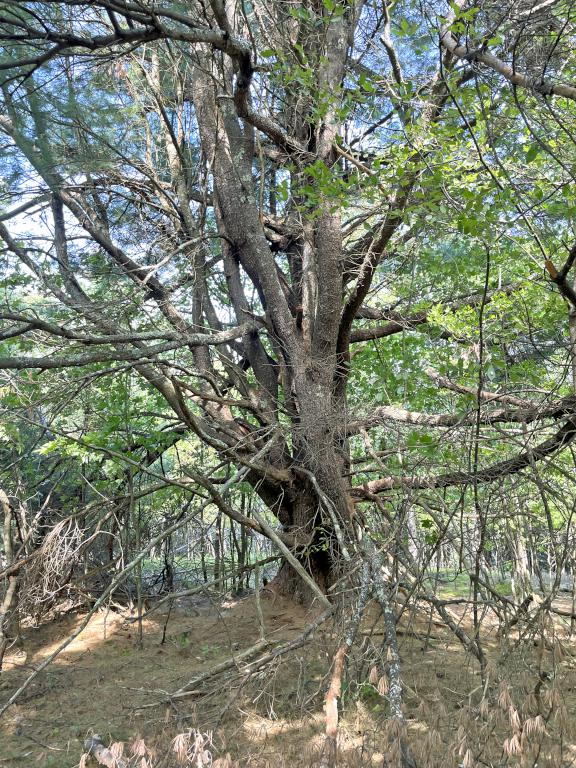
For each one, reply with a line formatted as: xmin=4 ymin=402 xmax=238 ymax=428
xmin=137 ymin=608 xmax=334 ymax=710
xmin=82 ymin=734 xmax=128 ymax=768
xmin=136 ymin=639 xmax=270 ymax=709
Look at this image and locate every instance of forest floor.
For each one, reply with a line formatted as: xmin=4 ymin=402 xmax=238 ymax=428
xmin=1 ymin=588 xmax=576 ymax=767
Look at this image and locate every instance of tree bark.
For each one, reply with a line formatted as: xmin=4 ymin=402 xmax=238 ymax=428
xmin=0 ymin=488 xmax=19 ymax=670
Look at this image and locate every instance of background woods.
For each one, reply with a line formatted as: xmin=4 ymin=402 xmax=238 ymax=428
xmin=1 ymin=1 xmax=576 ymax=766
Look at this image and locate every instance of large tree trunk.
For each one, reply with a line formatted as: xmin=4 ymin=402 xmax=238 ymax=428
xmin=185 ymin=32 xmax=354 ymax=602
xmin=271 ymin=382 xmax=352 ymax=602
xmin=270 ymin=490 xmax=335 ymax=602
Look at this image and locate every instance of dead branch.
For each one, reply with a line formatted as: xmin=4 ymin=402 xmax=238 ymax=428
xmin=362 ymin=538 xmax=417 ymax=768
xmin=141 ymin=607 xmax=334 ymax=711
xmin=136 ymin=639 xmax=270 ymax=709
xmin=250 ymin=507 xmax=333 ymax=610
xmin=322 ymin=561 xmax=370 ymax=768
xmin=0 ymin=488 xmax=19 ymax=670
xmin=83 ymin=735 xmax=128 ymax=768
xmin=241 ymin=608 xmax=333 ymax=673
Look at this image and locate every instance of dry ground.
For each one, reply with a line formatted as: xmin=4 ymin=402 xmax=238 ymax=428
xmin=1 ymin=591 xmax=576 ymax=767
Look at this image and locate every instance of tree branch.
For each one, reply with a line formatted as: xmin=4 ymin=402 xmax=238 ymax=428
xmin=545 ymin=252 xmax=576 ymax=309
xmin=0 ymin=325 xmax=253 ymax=370
xmin=345 ymin=396 xmax=576 ymax=434
xmin=440 ymin=27 xmax=576 ymax=103
xmin=356 ymin=416 xmax=576 ymax=493
xmin=350 ymin=283 xmax=519 ymax=342
xmin=425 ymin=367 xmax=535 ymax=407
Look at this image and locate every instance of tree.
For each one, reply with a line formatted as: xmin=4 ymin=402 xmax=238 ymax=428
xmin=2 ymin=2 xmax=576 ymax=755
xmin=1 ymin=0 xmax=576 ymax=590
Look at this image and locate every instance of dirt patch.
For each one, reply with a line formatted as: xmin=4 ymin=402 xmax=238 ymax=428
xmin=0 ymin=594 xmax=314 ymax=766
xmin=1 ymin=594 xmax=576 ymax=767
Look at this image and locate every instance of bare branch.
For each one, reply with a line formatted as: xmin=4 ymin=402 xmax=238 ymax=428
xmin=345 ymin=396 xmax=576 ymax=433
xmin=440 ymin=25 xmax=576 ymax=102
xmin=358 ymin=417 xmax=576 ymax=494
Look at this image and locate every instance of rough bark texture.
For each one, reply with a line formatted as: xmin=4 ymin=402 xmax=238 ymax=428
xmin=0 ymin=489 xmax=19 ymax=670
xmin=322 ymin=562 xmax=370 ymax=767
